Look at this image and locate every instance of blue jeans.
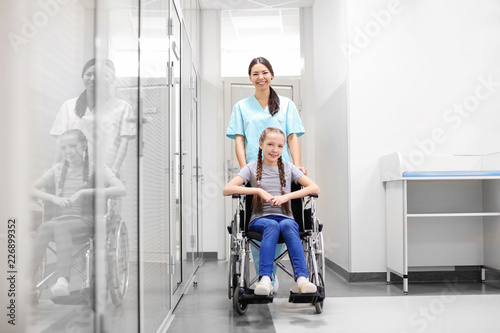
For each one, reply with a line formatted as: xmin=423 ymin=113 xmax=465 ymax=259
xmin=249 ymin=215 xmax=308 ymax=280
xmin=250 ymin=242 xmax=285 ymax=282
xmin=31 ymin=217 xmax=93 ymax=280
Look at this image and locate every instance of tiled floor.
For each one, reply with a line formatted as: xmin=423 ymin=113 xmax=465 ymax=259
xmin=168 ymin=259 xmax=500 ymax=333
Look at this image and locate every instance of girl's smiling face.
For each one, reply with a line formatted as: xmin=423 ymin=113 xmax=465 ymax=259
xmin=259 ymin=131 xmax=285 ymax=166
xmin=60 ymin=133 xmax=85 ymax=166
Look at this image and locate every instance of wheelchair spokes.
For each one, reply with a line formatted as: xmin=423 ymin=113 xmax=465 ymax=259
xmin=107 ymin=218 xmax=130 ymax=306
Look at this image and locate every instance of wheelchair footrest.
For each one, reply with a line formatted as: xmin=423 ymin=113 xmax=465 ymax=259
xmin=50 ymin=288 xmax=90 ymax=305
xmin=239 ymin=288 xmax=274 ymax=304
xmin=288 ymin=286 xmax=325 ymax=304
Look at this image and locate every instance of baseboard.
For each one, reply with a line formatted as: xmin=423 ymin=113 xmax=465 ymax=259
xmin=325 ymin=259 xmax=387 ymax=283
xmin=388 ymin=268 xmax=481 ymax=283
xmin=325 ymin=259 xmax=500 ymax=283
xmin=201 ymin=252 xmax=218 ymax=259
xmin=325 ymin=257 xmax=350 ymax=281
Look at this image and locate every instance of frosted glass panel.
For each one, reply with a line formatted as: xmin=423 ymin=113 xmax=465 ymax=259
xmin=221 ymin=9 xmax=301 ymax=77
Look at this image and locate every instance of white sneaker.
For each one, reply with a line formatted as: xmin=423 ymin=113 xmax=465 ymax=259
xmin=296 ymin=276 xmax=317 ymax=294
xmin=254 ymin=276 xmax=273 ymax=296
xmin=299 ymin=282 xmax=317 ymax=294
xmin=51 ymin=277 xmax=70 ymax=297
xmin=272 ymin=275 xmax=279 ymax=293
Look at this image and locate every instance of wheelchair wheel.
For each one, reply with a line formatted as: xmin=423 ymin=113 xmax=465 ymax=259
xmin=107 ymin=218 xmax=129 ymax=306
xmin=33 ymin=251 xmax=47 ymax=304
xmin=82 ymin=239 xmax=96 ymax=311
xmin=312 ymin=273 xmax=324 ymax=314
xmin=233 ymin=286 xmax=248 ymax=315
xmin=228 ymin=254 xmax=237 ymax=300
xmin=308 ymin=233 xmax=325 ymax=314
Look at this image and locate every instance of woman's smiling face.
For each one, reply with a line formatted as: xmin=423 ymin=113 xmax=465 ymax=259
xmin=82 ymin=65 xmax=95 ymax=91
xmin=249 ymin=63 xmax=273 ymax=91
xmin=82 ymin=64 xmax=115 ymax=92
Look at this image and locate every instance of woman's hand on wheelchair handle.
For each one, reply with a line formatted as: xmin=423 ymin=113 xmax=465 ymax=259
xmin=297 ymin=166 xmax=307 ymax=175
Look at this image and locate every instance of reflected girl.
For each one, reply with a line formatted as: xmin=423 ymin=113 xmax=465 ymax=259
xmin=31 ymin=129 xmax=126 ymax=296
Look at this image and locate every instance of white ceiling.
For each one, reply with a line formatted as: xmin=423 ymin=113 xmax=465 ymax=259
xmin=200 ymin=0 xmax=314 ymax=10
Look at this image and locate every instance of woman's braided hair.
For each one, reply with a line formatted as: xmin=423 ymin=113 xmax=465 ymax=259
xmin=252 ymin=127 xmax=290 ymax=215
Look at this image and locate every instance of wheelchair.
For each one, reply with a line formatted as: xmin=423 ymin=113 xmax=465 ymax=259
xmin=33 ymin=197 xmax=129 ymax=307
xmin=227 ymin=183 xmax=325 ymax=315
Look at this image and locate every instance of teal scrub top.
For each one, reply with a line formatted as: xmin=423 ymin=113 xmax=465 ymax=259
xmin=226 ymin=95 xmax=305 ymax=163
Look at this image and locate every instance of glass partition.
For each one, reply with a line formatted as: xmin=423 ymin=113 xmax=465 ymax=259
xmin=1 ymin=0 xmax=201 ymax=331
xmin=15 ymin=0 xmax=141 ymax=331
xmin=136 ymin=0 xmax=173 ymax=331
xmin=24 ymin=1 xmax=100 ymax=332
xmin=181 ymin=22 xmax=195 ymax=286
xmin=97 ymin=0 xmax=140 ymax=332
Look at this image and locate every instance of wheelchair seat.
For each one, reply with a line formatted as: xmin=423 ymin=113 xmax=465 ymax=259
xmin=239 ymin=182 xmax=315 ymax=243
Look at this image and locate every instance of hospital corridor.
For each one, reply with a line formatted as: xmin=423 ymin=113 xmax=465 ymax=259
xmin=1 ymin=0 xmax=500 ymax=332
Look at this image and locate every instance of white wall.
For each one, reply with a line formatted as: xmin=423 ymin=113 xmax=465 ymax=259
xmin=311 ymin=0 xmax=351 ymax=272
xmin=346 ymin=0 xmax=500 ymax=272
xmin=299 ymin=8 xmax=315 ymax=177
xmin=200 ymin=9 xmax=226 ymax=258
xmin=200 ymin=0 xmax=500 ymax=271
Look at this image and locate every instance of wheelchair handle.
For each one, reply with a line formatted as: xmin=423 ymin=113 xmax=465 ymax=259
xmin=232 ymin=194 xmax=241 ymax=199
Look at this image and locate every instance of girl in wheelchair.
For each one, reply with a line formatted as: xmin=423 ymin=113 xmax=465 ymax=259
xmin=31 ymin=129 xmax=126 ymax=297
xmin=223 ymin=127 xmax=320 ymax=296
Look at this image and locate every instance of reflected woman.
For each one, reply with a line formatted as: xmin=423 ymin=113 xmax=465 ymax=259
xmin=50 ymin=58 xmax=135 ymax=176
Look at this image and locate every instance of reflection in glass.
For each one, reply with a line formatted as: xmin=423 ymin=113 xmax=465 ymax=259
xmin=16 ymin=0 xmax=202 ymax=330
xmin=31 ymin=128 xmax=126 ymax=301
xmin=50 ymin=59 xmax=135 ymax=173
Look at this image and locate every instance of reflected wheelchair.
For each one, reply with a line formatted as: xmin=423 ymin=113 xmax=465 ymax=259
xmin=227 ymin=183 xmax=325 ymax=314
xmin=33 ymin=198 xmax=129 ymax=307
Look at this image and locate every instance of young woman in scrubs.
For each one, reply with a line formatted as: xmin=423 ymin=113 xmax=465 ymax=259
xmin=226 ymin=57 xmax=307 ymax=291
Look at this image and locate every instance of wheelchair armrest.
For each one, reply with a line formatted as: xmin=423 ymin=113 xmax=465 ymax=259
xmin=309 ymin=193 xmax=319 ymax=198
xmin=232 ymin=194 xmax=241 ymax=199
